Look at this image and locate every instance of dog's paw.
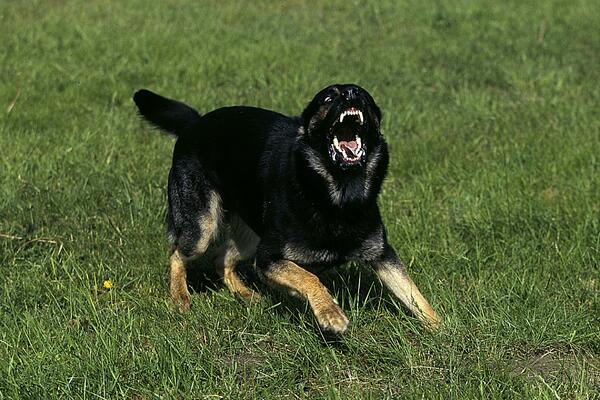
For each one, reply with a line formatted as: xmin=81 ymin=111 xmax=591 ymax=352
xmin=234 ymin=287 xmax=262 ymax=303
xmin=315 ymin=303 xmax=349 ymax=335
xmin=170 ymin=289 xmax=191 ymax=312
xmin=222 ymin=271 xmax=262 ymax=303
xmin=422 ymin=311 xmax=442 ymax=331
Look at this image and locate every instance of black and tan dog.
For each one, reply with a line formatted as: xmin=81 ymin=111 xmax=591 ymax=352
xmin=133 ymin=84 xmax=440 ymax=334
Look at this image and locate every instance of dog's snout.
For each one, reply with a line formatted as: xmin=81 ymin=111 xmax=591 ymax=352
xmin=342 ymin=87 xmax=358 ymax=100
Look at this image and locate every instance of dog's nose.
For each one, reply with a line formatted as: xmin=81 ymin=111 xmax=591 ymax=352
xmin=342 ymin=87 xmax=358 ymax=100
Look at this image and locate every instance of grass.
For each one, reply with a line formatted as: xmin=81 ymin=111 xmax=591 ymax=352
xmin=1 ymin=0 xmax=599 ymax=398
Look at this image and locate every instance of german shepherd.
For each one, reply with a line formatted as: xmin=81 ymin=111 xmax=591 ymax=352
xmin=133 ymin=84 xmax=440 ymax=335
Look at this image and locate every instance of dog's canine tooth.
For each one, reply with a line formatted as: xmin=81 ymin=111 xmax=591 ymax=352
xmin=333 ymin=136 xmax=339 ymax=149
xmin=358 ymin=110 xmax=364 ymax=124
xmin=356 ymin=136 xmax=362 ymax=148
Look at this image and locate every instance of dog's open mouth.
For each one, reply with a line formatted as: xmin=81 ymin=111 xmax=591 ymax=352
xmin=329 ymin=107 xmax=366 ymax=166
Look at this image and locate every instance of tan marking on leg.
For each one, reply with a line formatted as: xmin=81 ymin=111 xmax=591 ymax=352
xmin=214 ymin=240 xmax=256 ymax=299
xmin=264 ymin=260 xmax=349 ymax=334
xmin=168 ymin=191 xmax=222 ymax=310
xmin=375 ymin=261 xmax=440 ymax=329
xmin=169 ymin=249 xmax=190 ymax=311
xmin=194 ymin=191 xmax=223 ymax=254
xmin=214 ymin=215 xmax=260 ymax=300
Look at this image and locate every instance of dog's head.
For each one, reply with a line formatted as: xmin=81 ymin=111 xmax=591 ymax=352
xmin=301 ymin=84 xmax=382 ymax=170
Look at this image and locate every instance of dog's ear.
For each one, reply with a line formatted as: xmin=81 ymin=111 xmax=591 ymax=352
xmin=300 ymin=100 xmax=319 ymax=133
xmin=300 ymin=85 xmax=337 ymax=133
xmin=301 ymin=99 xmax=331 ymax=135
xmin=133 ymin=89 xmax=201 ymax=137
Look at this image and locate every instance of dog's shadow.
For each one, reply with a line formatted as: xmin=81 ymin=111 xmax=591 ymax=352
xmin=184 ymin=259 xmax=413 ymax=343
xmin=185 ymin=258 xmax=222 ymax=294
xmin=185 ymin=259 xmax=385 ymax=306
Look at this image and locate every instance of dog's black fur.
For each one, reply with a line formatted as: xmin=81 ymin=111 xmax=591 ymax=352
xmin=133 ymin=84 xmax=439 ymax=334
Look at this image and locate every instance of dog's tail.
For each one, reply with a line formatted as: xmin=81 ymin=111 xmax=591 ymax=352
xmin=133 ymin=89 xmax=202 ymax=137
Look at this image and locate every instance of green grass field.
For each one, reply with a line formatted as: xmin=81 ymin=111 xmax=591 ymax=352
xmin=1 ymin=0 xmax=599 ymax=398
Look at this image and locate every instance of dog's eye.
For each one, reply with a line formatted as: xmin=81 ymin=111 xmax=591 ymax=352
xmin=324 ymin=95 xmax=333 ymax=103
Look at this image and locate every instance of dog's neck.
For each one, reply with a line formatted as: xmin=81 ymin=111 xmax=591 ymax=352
xmin=295 ymin=140 xmax=388 ymax=210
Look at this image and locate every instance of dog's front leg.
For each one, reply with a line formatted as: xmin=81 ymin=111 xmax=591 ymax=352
xmin=372 ymin=244 xmax=441 ymax=329
xmin=263 ymin=260 xmax=349 ymax=335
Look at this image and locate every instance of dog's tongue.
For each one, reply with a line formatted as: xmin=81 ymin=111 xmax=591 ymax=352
xmin=340 ymin=140 xmax=359 ymax=156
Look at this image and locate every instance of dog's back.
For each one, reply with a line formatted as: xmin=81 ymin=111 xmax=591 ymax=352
xmin=134 ymin=89 xmax=297 ymax=234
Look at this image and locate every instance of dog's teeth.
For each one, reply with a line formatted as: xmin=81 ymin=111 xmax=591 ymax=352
xmin=338 ymin=109 xmax=365 ymax=125
xmin=333 ymin=136 xmax=344 ymax=153
xmin=356 ymin=136 xmax=362 ymax=148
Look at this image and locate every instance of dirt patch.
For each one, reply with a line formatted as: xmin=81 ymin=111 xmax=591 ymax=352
xmin=511 ymin=349 xmax=599 ymax=388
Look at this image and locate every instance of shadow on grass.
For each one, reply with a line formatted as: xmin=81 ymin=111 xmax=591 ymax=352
xmin=185 ymin=257 xmax=221 ymax=294
xmin=182 ymin=256 xmax=425 ymax=345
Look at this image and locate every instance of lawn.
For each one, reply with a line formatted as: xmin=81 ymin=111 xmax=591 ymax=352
xmin=1 ymin=0 xmax=598 ymax=398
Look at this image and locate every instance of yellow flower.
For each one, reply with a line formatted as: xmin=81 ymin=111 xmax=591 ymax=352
xmin=103 ymin=280 xmax=113 ymax=290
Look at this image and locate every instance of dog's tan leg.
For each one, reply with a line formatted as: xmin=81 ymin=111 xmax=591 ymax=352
xmin=168 ymin=190 xmax=223 ymax=310
xmin=373 ymin=247 xmax=440 ymax=329
xmin=169 ymin=249 xmax=190 ymax=311
xmin=214 ymin=240 xmax=258 ymax=299
xmin=264 ymin=260 xmax=349 ymax=334
xmin=214 ymin=215 xmax=261 ymax=299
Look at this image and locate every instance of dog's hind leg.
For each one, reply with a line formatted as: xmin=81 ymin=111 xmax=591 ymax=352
xmin=372 ymin=244 xmax=440 ymax=329
xmin=167 ymin=154 xmax=223 ymax=310
xmin=213 ymin=215 xmax=260 ymax=300
xmin=169 ymin=248 xmax=191 ymax=310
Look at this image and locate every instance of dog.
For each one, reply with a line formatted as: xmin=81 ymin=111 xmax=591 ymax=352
xmin=133 ymin=84 xmax=440 ymax=334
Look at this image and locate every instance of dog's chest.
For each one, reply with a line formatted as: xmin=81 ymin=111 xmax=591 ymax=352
xmin=281 ymin=225 xmax=384 ymax=266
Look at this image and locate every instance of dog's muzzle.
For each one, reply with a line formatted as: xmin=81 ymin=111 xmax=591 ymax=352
xmin=328 ymin=106 xmax=366 ymax=167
